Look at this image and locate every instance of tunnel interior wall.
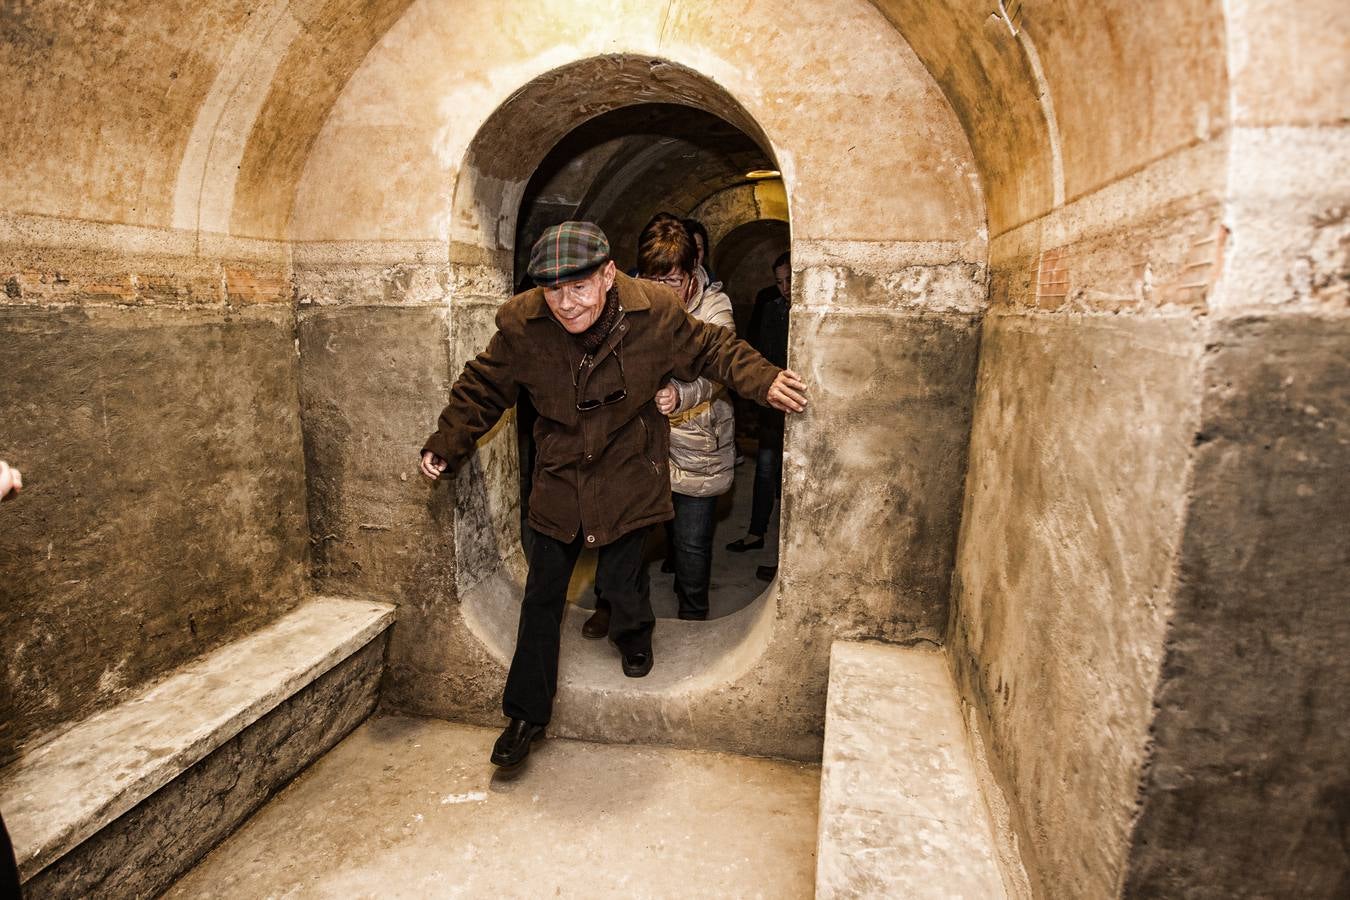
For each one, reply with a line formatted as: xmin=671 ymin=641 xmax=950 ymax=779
xmin=940 ymin=2 xmax=1350 ymax=894
xmin=0 ymin=222 xmax=307 ymax=765
xmin=284 ymin=0 xmax=988 ymax=755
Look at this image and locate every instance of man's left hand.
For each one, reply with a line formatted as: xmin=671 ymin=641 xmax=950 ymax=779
xmin=767 ymin=369 xmax=808 ymax=414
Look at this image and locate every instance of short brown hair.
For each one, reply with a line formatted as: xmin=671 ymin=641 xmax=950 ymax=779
xmin=637 ymin=216 xmax=697 ymax=276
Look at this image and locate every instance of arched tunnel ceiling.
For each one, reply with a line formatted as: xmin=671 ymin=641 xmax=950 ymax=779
xmin=0 ymin=0 xmax=415 ymax=231
xmin=863 ymin=0 xmax=1228 ymax=232
xmin=514 ymin=104 xmax=774 ymax=275
xmin=1 ymin=0 xmax=1241 ymax=239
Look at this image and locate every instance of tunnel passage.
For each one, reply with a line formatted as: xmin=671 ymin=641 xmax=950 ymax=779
xmin=510 ymin=102 xmax=792 ymax=622
xmin=443 ymin=59 xmax=802 ymax=714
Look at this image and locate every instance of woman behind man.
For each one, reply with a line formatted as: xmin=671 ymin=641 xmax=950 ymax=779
xmin=582 ymin=214 xmax=735 ymax=634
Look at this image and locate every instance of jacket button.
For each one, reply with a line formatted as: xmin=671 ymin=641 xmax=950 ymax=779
xmin=585 ymin=453 xmax=594 ymax=461
xmin=586 ymin=535 xmax=596 ymax=544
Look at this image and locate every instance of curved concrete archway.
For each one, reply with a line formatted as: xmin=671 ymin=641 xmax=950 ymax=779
xmin=445 ymin=59 xmax=788 ymax=723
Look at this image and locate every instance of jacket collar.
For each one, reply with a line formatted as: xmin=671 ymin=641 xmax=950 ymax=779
xmin=524 ymin=271 xmax=653 ymax=320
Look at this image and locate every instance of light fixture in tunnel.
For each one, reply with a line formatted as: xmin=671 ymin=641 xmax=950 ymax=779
xmin=744 ymin=169 xmax=781 ymax=180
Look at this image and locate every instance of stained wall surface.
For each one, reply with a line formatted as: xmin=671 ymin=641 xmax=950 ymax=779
xmin=933 ymin=1 xmax=1350 ymax=895
xmin=0 ymin=234 xmax=307 ymax=762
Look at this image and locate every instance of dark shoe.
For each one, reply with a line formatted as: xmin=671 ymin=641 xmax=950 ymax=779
xmin=725 ymin=535 xmax=765 ymax=552
xmin=622 ymin=649 xmax=654 ymax=678
xmin=660 ymin=557 xmax=676 ymax=574
xmin=490 ymin=719 xmax=545 ymax=768
xmin=756 ymin=565 xmax=778 ymax=582
xmin=582 ymin=606 xmax=610 ymax=639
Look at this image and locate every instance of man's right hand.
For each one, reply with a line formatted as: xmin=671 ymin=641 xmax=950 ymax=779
xmin=419 ymin=450 xmax=448 ymax=481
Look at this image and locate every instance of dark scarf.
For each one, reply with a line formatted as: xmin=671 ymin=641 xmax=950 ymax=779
xmin=575 ymin=286 xmax=622 ymax=355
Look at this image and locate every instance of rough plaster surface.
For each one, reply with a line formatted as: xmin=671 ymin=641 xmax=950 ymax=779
xmin=291 ymin=304 xmax=501 ymax=727
xmin=165 ymin=715 xmax=820 ymax=899
xmin=817 ymin=642 xmax=1015 ymax=899
xmin=0 ymin=213 xmax=290 ymax=308
xmin=948 ymin=312 xmax=1202 ymax=899
xmin=24 ymin=632 xmax=389 ymax=900
xmin=784 ymin=308 xmax=981 ymax=643
xmin=0 ymin=304 xmax=308 ymax=762
xmin=1221 ymin=125 xmax=1350 ymax=314
xmin=290 ymin=1 xmax=984 ymax=246
xmin=1122 ymin=315 xmax=1350 ymax=899
xmin=0 ymin=596 xmax=393 ymax=881
xmin=865 ymin=0 xmax=1227 ymax=232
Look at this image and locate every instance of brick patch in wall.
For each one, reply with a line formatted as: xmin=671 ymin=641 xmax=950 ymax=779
xmin=1024 ymin=200 xmax=1224 ymax=313
xmin=225 ymin=267 xmax=290 ymax=304
xmin=1037 ymin=247 xmax=1069 ymax=307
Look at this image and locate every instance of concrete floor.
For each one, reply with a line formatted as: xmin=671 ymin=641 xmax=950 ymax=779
xmin=167 ymin=715 xmax=820 ymax=899
xmin=568 ymin=452 xmax=781 ymax=620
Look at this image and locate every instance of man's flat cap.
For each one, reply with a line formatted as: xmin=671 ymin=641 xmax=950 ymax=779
xmin=528 ymin=221 xmax=611 ymax=287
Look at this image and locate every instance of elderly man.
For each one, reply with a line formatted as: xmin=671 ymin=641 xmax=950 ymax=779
xmin=420 ymin=221 xmax=806 ymax=768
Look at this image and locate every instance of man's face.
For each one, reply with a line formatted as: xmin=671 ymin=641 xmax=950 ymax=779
xmin=774 ymin=263 xmax=791 ymax=301
xmin=543 ymin=261 xmax=616 ymax=333
xmin=645 ymin=267 xmax=696 ymax=306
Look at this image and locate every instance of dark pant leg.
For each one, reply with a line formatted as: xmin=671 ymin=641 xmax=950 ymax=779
xmin=0 ymin=812 xmax=20 ymax=899
xmin=502 ymin=528 xmax=583 ymax=725
xmin=748 ymin=440 xmax=784 ymax=536
xmin=671 ymin=492 xmax=718 ymax=620
xmin=595 ymin=527 xmax=655 ymax=655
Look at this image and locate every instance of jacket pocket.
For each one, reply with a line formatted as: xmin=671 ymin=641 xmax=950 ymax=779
xmin=638 ymin=415 xmax=663 ymax=475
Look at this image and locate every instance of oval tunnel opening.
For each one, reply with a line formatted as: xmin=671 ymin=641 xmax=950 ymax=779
xmin=449 ymin=57 xmax=797 ymax=707
xmin=511 ymin=102 xmax=792 ymax=624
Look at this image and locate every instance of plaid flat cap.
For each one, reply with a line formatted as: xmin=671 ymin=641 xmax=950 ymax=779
xmin=528 ymin=221 xmax=611 ymax=287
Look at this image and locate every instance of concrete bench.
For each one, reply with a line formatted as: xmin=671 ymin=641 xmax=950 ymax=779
xmin=1 ymin=595 xmax=395 ymax=899
xmin=816 ymin=641 xmax=1026 ymax=899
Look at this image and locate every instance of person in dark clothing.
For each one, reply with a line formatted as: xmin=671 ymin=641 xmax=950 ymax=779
xmin=726 ymin=251 xmax=791 ymax=582
xmin=420 ymin=223 xmax=807 ymax=769
xmin=682 ymin=217 xmax=715 ymax=282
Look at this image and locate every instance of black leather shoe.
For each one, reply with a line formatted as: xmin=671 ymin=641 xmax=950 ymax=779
xmin=756 ymin=565 xmax=778 ymax=582
xmin=581 ymin=607 xmax=610 ymax=639
xmin=725 ymin=535 xmax=766 ymax=552
xmin=622 ymin=649 xmax=654 ymax=678
xmin=490 ymin=719 xmax=545 ymax=768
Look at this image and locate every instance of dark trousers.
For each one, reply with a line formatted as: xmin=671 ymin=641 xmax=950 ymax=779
xmin=503 ymin=526 xmax=653 ymax=725
xmin=748 ymin=440 xmax=783 ymax=536
xmin=664 ymin=492 xmax=718 ymax=620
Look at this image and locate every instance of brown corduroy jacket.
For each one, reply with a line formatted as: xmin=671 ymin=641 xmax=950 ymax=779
xmin=422 ymin=272 xmax=782 ymax=547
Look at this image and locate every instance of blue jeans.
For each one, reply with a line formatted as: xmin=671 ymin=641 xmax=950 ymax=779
xmin=665 ymin=492 xmax=719 ymax=620
xmin=749 ymin=442 xmax=783 ymax=537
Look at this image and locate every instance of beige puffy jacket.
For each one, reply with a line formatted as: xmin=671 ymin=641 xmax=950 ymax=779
xmin=667 ymin=269 xmax=737 ymax=497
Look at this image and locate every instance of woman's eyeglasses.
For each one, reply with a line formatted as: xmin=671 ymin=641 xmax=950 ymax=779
xmin=643 ymin=273 xmax=686 ymax=289
xmin=575 ymin=349 xmax=627 ymax=411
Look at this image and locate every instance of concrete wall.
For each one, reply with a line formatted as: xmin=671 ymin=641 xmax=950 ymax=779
xmin=942 ymin=1 xmax=1350 ymax=894
xmin=1120 ymin=6 xmax=1350 ymax=893
xmin=0 ymin=220 xmax=307 ymax=764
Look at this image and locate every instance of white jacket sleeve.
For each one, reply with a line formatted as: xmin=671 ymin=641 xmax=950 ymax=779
xmin=670 ymin=290 xmax=737 ymax=413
